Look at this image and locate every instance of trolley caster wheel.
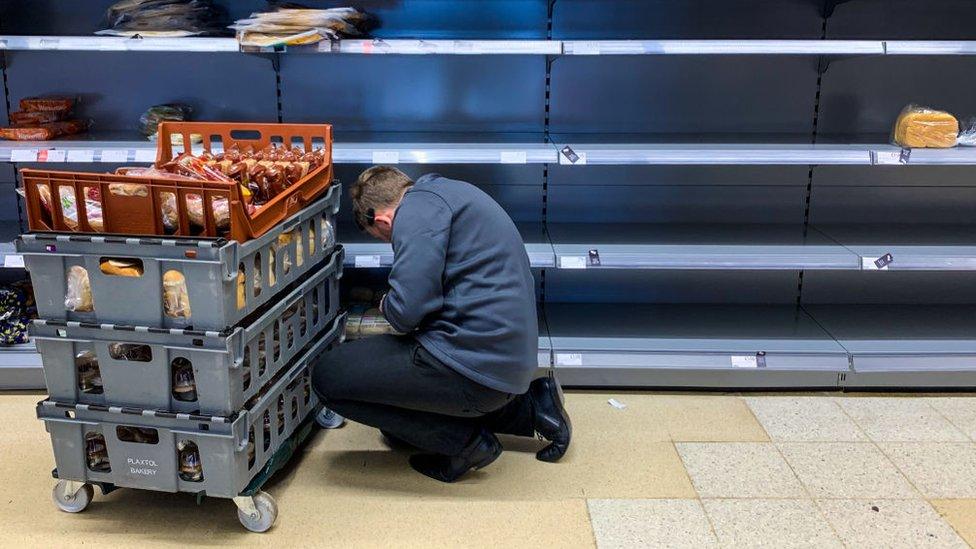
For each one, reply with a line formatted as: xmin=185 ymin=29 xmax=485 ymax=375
xmin=52 ymin=480 xmax=93 ymax=513
xmin=235 ymin=491 xmax=277 ymax=533
xmin=316 ymin=407 xmax=346 ymax=429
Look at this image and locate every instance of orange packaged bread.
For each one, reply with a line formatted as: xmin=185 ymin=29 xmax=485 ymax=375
xmin=0 ymin=119 xmax=89 ymax=141
xmin=893 ymin=105 xmax=959 ymax=148
xmin=19 ymin=96 xmax=76 ymax=112
xmin=9 ymin=110 xmax=69 ymax=126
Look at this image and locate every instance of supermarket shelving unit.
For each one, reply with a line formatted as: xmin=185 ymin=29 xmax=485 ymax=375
xmin=2 ymin=0 xmax=976 ymax=388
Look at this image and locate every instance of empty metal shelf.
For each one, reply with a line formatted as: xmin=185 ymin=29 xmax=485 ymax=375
xmin=805 ymin=305 xmax=976 ymax=387
xmin=549 ymin=223 xmax=859 ymax=270
xmin=341 ymin=222 xmax=555 ymax=268
xmin=546 ymin=303 xmax=849 ymax=388
xmin=0 ymin=342 xmax=44 ymax=389
xmin=813 ymin=224 xmax=976 ymax=271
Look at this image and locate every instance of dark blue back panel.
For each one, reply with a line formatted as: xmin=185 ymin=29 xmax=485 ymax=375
xmin=327 ymin=0 xmax=547 ymax=39
xmin=4 ymin=51 xmax=277 ymax=131
xmin=828 ymin=0 xmax=976 ymax=39
xmin=546 ymin=270 xmax=800 ymax=304
xmin=333 ymin=164 xmax=543 ymax=225
xmin=553 ymin=0 xmax=822 ymax=39
xmin=549 ymin=56 xmax=818 ymax=134
xmin=280 ymin=55 xmax=545 ymax=132
xmin=818 ymin=56 xmax=976 ymax=136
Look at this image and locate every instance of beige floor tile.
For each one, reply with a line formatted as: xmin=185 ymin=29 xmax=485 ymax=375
xmin=817 ymin=499 xmax=967 ymax=548
xmin=880 ymin=443 xmax=976 ymax=498
xmin=744 ymin=396 xmax=867 ymax=442
xmin=564 ymin=392 xmax=670 ymax=443
xmin=587 ymin=499 xmax=718 ymax=549
xmin=931 ymin=499 xmax=976 ymax=548
xmin=778 ymin=443 xmax=919 ymax=499
xmin=278 ymin=496 xmax=597 ymax=549
xmin=291 ymin=434 xmax=696 ymax=501
xmin=927 ymin=398 xmax=976 ymax=441
xmin=653 ymin=396 xmax=770 ymax=442
xmin=702 ymin=499 xmax=843 ymax=548
xmin=836 ymin=397 xmax=969 ymax=442
xmin=676 ymin=443 xmax=805 ymax=498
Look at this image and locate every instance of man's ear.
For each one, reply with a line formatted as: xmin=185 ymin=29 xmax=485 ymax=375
xmin=373 ymin=212 xmax=394 ymax=232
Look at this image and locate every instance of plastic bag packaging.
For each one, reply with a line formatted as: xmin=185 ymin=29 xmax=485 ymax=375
xmin=65 ymin=266 xmax=94 ymax=312
xmin=76 ymin=350 xmax=103 ymax=394
xmin=99 ymin=258 xmax=143 ymax=277
xmin=0 ymin=119 xmax=89 ymax=141
xmin=85 ymin=432 xmax=111 ymax=472
xmin=110 ymin=169 xmax=230 ymax=232
xmin=236 ymin=263 xmax=262 ymax=309
xmin=232 ymin=6 xmax=374 ymax=46
xmin=19 ymin=96 xmax=76 ymax=112
xmin=957 ymin=118 xmax=976 ymax=147
xmin=99 ymin=0 xmax=229 ymax=37
xmin=0 ymin=285 xmax=31 ymax=345
xmin=177 ymin=440 xmax=204 ymax=482
xmin=892 ymin=105 xmax=959 ymax=148
xmin=139 ymin=103 xmax=193 ymax=138
xmin=162 ymin=271 xmax=192 ymax=318
xmin=321 ymin=216 xmax=335 ymax=249
xmin=171 ymin=357 xmax=197 ymax=401
xmin=9 ymin=110 xmax=68 ymax=126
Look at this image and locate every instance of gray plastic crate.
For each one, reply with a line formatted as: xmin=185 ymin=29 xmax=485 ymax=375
xmin=32 ymin=247 xmax=343 ymax=415
xmin=36 ymin=313 xmax=343 ymax=500
xmin=19 ymin=184 xmax=340 ymax=331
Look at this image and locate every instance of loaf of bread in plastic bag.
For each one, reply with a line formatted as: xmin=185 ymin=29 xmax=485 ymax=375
xmin=893 ymin=105 xmax=959 ymax=148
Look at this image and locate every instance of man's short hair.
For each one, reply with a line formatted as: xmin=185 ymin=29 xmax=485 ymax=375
xmin=350 ymin=166 xmax=414 ymax=229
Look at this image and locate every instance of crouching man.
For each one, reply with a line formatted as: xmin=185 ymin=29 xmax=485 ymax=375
xmin=311 ymin=166 xmax=571 ymax=483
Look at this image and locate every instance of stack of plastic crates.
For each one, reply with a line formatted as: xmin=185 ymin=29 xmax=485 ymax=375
xmin=17 ymin=122 xmax=345 ymax=533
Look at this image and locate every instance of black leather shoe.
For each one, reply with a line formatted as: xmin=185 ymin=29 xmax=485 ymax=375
xmin=408 ymin=428 xmax=502 ymax=483
xmin=531 ymin=376 xmax=572 ymax=462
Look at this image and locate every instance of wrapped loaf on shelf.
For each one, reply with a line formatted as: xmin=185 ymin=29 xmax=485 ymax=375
xmin=893 ymin=105 xmax=959 ymax=148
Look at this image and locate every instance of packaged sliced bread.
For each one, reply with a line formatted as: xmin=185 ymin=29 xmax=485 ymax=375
xmin=893 ymin=105 xmax=959 ymax=148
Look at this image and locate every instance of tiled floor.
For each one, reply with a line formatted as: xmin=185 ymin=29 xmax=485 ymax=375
xmin=4 ymin=391 xmax=976 ymax=547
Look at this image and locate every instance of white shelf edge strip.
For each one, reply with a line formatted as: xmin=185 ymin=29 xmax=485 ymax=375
xmin=0 ymin=35 xmax=239 ymax=52
xmin=6 ymin=143 xmax=976 ymax=165
xmin=563 ymin=40 xmax=884 ymax=55
xmin=1 ymin=36 xmax=975 ymax=56
xmin=885 ymin=41 xmax=976 ymax=55
xmin=337 ymin=39 xmax=562 ymax=55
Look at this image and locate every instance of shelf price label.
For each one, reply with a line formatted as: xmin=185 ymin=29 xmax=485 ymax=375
xmin=555 ymin=353 xmax=583 ymax=366
xmin=100 ymin=149 xmax=129 ymax=163
xmin=499 ymin=151 xmax=527 ymax=164
xmin=134 ymin=149 xmax=157 ymax=163
xmin=38 ymin=149 xmax=66 ymax=162
xmin=730 ymin=355 xmax=758 ymax=368
xmin=862 ymin=253 xmax=893 ymax=270
xmin=2 ymin=254 xmax=24 ymax=268
xmin=354 ymin=255 xmax=382 ymax=268
xmin=559 ymin=146 xmax=587 ymax=165
xmin=66 ymin=149 xmax=95 ymax=163
xmin=873 ymin=149 xmax=911 ymax=165
xmin=372 ymin=151 xmax=400 ymax=164
xmin=572 ymin=41 xmax=602 ymax=55
xmin=559 ymin=256 xmax=587 ymax=269
xmin=10 ymin=149 xmax=38 ymax=162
